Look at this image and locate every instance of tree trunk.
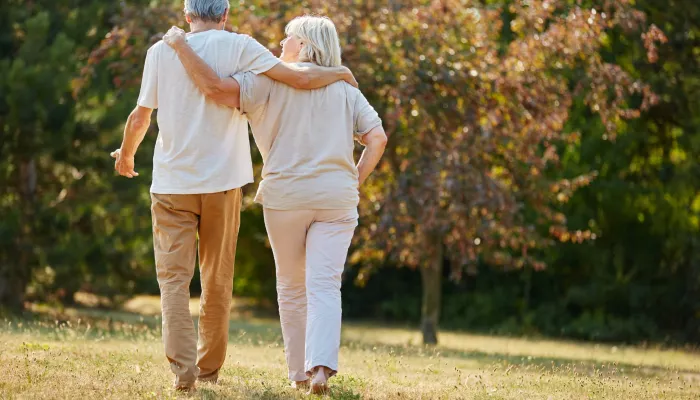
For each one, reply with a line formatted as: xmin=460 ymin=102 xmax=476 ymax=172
xmin=523 ymin=265 xmax=532 ymax=312
xmin=420 ymin=239 xmax=443 ymax=345
xmin=1 ymin=158 xmax=37 ymax=312
xmin=0 ymin=266 xmax=27 ymax=312
xmin=687 ymin=236 xmax=700 ymax=342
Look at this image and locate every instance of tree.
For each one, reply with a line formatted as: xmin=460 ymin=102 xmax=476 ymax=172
xmin=86 ymin=0 xmax=666 ymax=344
xmin=0 ymin=0 xmax=157 ymax=310
xmin=348 ymin=0 xmax=665 ymax=344
xmin=548 ymin=0 xmax=700 ymax=342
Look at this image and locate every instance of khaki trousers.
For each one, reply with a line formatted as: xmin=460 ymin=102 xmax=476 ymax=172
xmin=263 ymin=208 xmax=358 ymax=381
xmin=150 ymin=189 xmax=242 ymax=387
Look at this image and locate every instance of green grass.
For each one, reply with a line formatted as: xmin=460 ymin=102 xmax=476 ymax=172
xmin=1 ymin=298 xmax=699 ymax=399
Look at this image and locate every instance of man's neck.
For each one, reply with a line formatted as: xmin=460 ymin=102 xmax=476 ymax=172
xmin=189 ymin=21 xmax=224 ymax=34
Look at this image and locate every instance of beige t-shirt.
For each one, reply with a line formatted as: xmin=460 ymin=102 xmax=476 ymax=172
xmin=233 ymin=64 xmax=382 ymax=210
xmin=137 ymin=30 xmax=280 ymax=194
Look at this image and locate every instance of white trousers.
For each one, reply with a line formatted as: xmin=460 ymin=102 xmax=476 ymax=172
xmin=263 ymin=208 xmax=358 ymax=381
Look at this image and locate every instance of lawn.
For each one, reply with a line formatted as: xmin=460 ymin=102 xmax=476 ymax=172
xmin=1 ymin=297 xmax=698 ymax=399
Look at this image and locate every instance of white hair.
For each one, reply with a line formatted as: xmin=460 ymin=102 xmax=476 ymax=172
xmin=285 ymin=15 xmax=342 ymax=68
xmin=184 ymin=0 xmax=229 ymax=23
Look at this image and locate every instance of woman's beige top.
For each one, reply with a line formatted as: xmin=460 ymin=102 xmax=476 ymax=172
xmin=233 ymin=63 xmax=382 ymax=210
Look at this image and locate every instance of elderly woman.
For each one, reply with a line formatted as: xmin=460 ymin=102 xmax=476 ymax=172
xmin=164 ymin=16 xmax=387 ymax=394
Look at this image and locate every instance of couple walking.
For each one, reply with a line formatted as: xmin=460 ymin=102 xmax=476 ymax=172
xmin=111 ymin=0 xmax=386 ymax=394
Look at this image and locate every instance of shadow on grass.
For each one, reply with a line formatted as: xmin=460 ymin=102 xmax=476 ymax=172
xmin=338 ymin=338 xmax=700 ymax=379
xmin=195 ymin=386 xmax=290 ymax=400
xmin=191 ymin=366 xmax=363 ymax=400
xmin=5 ymin=306 xmax=699 ymax=381
xmin=194 ymin=386 xmax=361 ymax=400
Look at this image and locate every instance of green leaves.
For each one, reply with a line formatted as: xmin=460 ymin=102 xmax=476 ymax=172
xmin=0 ymin=1 xmax=156 ymax=307
xmin=2 ymin=0 xmax=695 ymax=342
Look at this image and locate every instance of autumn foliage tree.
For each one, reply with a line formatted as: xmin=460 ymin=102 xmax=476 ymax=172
xmin=83 ymin=0 xmax=666 ymax=344
xmin=345 ymin=0 xmax=665 ymax=344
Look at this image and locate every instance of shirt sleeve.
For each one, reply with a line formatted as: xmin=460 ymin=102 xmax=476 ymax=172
xmin=137 ymin=44 xmax=159 ymax=109
xmin=232 ymin=71 xmax=274 ymax=115
xmin=354 ymin=90 xmax=382 ymax=136
xmin=237 ymin=35 xmax=281 ymax=75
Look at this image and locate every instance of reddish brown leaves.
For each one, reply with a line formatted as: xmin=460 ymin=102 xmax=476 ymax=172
xmin=82 ymin=1 xmax=662 ymax=280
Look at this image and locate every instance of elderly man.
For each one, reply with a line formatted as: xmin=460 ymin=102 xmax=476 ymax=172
xmin=111 ymin=0 xmax=355 ymax=391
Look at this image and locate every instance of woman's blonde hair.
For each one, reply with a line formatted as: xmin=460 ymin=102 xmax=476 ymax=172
xmin=284 ymin=15 xmax=342 ymax=67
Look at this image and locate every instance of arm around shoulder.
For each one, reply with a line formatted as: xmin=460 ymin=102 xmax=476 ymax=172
xmin=163 ymin=27 xmax=241 ymax=107
xmin=263 ymin=63 xmax=358 ymax=90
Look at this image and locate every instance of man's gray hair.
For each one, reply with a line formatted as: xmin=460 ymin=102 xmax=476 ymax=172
xmin=184 ymin=0 xmax=230 ymax=23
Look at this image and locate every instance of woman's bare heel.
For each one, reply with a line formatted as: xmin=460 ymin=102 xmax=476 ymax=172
xmin=309 ymin=366 xmax=330 ymax=395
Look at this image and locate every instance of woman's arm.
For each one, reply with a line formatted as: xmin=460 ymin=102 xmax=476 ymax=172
xmin=163 ymin=27 xmax=357 ymax=106
xmin=163 ymin=29 xmax=241 ymax=108
xmin=357 ymin=126 xmax=388 ymax=186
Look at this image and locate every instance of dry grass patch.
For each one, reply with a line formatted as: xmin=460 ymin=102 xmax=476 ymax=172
xmin=1 ymin=302 xmax=698 ymax=399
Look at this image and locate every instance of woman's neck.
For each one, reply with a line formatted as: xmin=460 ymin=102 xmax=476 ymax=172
xmin=281 ymin=55 xmax=299 ymax=63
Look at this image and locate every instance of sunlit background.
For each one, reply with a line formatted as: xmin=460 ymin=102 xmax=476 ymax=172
xmin=1 ymin=1 xmax=699 ymax=398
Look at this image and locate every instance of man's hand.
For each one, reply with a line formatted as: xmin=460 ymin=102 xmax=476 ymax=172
xmin=111 ymin=149 xmax=139 ymax=178
xmin=341 ymin=66 xmax=359 ymax=88
xmin=163 ymin=26 xmax=187 ymax=50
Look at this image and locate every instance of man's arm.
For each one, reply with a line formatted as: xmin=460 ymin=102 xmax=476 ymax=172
xmin=111 ymin=106 xmax=153 ymax=178
xmin=357 ymin=126 xmax=388 ymax=186
xmin=262 ymin=62 xmax=358 ymax=90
